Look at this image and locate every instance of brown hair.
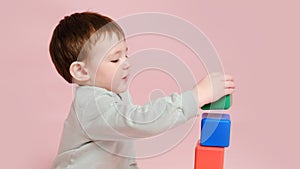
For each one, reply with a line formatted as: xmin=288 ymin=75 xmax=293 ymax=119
xmin=49 ymin=12 xmax=125 ymax=83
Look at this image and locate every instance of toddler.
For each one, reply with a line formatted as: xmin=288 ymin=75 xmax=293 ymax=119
xmin=49 ymin=11 xmax=235 ymax=169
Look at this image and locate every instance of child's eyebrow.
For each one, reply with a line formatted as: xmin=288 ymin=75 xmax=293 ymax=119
xmin=111 ymin=47 xmax=128 ymax=56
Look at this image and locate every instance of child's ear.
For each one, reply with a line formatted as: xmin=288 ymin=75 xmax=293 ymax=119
xmin=69 ymin=61 xmax=90 ymax=82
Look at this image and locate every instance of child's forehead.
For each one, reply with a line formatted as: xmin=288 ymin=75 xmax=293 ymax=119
xmin=92 ymin=34 xmax=126 ymax=53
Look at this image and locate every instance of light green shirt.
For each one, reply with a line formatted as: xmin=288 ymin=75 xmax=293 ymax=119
xmin=52 ymin=85 xmax=198 ymax=169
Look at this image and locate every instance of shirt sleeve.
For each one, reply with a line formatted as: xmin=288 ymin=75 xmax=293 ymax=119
xmin=76 ymin=89 xmax=199 ymax=141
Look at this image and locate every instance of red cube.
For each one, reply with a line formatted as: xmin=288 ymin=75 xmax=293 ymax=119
xmin=194 ymin=141 xmax=224 ymax=169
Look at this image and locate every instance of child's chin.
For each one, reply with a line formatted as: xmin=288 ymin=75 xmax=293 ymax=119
xmin=114 ymin=85 xmax=129 ymax=94
xmin=120 ymin=86 xmax=129 ymax=93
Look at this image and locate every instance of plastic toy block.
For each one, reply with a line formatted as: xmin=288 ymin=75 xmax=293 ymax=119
xmin=201 ymin=95 xmax=231 ymax=110
xmin=194 ymin=141 xmax=224 ymax=169
xmin=200 ymin=113 xmax=231 ymax=147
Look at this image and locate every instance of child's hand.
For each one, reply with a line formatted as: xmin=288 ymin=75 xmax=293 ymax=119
xmin=192 ymin=72 xmax=235 ymax=108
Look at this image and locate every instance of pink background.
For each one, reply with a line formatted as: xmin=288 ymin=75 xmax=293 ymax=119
xmin=1 ymin=0 xmax=300 ymax=168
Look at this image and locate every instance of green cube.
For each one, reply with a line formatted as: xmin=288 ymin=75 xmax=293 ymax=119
xmin=201 ymin=95 xmax=231 ymax=110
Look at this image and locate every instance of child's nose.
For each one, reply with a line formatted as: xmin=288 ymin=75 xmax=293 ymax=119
xmin=122 ymin=59 xmax=130 ymax=70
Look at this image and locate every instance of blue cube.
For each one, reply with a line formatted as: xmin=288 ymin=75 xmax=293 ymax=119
xmin=200 ymin=113 xmax=231 ymax=147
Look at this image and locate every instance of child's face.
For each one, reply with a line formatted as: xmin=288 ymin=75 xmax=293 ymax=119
xmin=86 ymin=33 xmax=130 ymax=93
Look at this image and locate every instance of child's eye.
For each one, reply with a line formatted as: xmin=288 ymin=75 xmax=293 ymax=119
xmin=125 ymin=55 xmax=128 ymax=58
xmin=111 ymin=59 xmax=119 ymax=63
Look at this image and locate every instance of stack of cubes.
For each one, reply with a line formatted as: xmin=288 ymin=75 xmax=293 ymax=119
xmin=194 ymin=95 xmax=232 ymax=169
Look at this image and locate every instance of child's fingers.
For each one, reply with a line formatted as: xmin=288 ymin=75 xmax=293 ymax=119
xmin=225 ymin=88 xmax=235 ymax=95
xmin=213 ymin=73 xmax=233 ymax=81
xmin=224 ymin=81 xmax=235 ymax=88
xmin=224 ymin=74 xmax=234 ymax=81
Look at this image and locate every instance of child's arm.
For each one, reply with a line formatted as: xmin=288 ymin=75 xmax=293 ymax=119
xmin=78 ymin=90 xmax=198 ymax=140
xmin=78 ymin=72 xmax=235 ymax=141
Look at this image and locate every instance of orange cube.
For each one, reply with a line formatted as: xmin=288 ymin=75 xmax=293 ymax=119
xmin=194 ymin=141 xmax=224 ymax=169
